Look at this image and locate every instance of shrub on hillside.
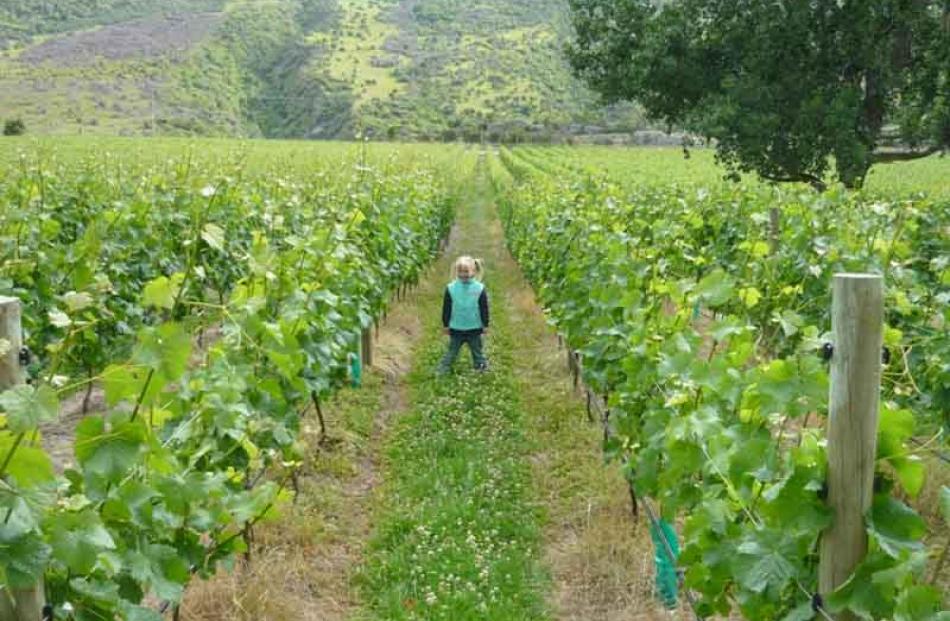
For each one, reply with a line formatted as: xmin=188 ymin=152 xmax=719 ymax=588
xmin=3 ymin=118 xmax=26 ymax=135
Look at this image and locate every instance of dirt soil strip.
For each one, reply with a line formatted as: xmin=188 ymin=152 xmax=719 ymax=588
xmin=298 ymin=297 xmax=423 ymax=621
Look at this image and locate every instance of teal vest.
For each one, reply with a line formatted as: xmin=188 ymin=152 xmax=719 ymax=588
xmin=448 ymin=279 xmax=484 ymax=331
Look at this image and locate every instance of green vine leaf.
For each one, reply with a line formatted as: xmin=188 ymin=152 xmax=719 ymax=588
xmin=46 ymin=509 xmax=116 ymax=574
xmin=62 ymin=291 xmax=94 ymax=312
xmin=894 ymin=585 xmax=948 ymax=621
xmin=877 ymin=406 xmax=924 ymax=497
xmin=0 ymin=431 xmax=54 ymax=487
xmin=119 ymin=602 xmax=164 ymax=621
xmin=825 ymin=551 xmax=897 ymax=619
xmin=142 ymin=273 xmax=185 ymax=310
xmin=132 ymin=322 xmax=191 ymax=385
xmin=694 ymin=268 xmax=735 ymax=307
xmin=127 ymin=544 xmax=190 ymax=603
xmin=780 ymin=601 xmax=816 ymax=621
xmin=200 ymin=223 xmax=226 ymax=251
xmin=69 ymin=576 xmax=120 ymax=606
xmin=75 ymin=415 xmax=148 ymax=484
xmin=867 ymin=494 xmax=926 ymax=559
xmin=0 ymin=532 xmax=51 ymax=588
xmin=734 ymin=539 xmax=796 ymax=595
xmin=0 ymin=384 xmax=59 ymax=433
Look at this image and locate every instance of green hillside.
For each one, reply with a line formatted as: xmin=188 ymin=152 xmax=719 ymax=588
xmin=0 ymin=0 xmax=645 ymax=140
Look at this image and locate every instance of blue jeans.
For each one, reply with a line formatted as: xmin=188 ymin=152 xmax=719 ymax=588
xmin=437 ymin=332 xmax=487 ymax=373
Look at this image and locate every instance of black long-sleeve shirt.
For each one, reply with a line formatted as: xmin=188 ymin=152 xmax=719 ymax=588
xmin=442 ymin=286 xmax=490 ymax=335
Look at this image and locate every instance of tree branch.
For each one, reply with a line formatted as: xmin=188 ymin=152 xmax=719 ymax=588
xmin=872 ymin=145 xmax=943 ymax=163
xmin=760 ymin=172 xmax=828 ymax=192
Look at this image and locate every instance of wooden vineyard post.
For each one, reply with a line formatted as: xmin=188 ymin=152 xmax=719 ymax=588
xmin=769 ymin=207 xmax=781 ymax=254
xmin=566 ymin=348 xmax=578 ymax=389
xmin=0 ymin=582 xmax=42 ymax=621
xmin=0 ymin=297 xmax=46 ymax=621
xmin=361 ymin=325 xmax=374 ymax=369
xmin=0 ymin=296 xmax=24 ymax=388
xmin=0 ymin=595 xmax=15 ymax=621
xmin=819 ymin=274 xmax=884 ymax=620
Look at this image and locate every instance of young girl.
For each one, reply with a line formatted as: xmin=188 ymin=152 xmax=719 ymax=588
xmin=437 ymin=255 xmax=490 ymax=373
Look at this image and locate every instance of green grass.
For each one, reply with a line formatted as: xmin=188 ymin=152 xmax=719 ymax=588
xmin=2 ymin=136 xmax=943 ymax=200
xmin=0 ymin=135 xmax=470 ymax=176
xmin=511 ymin=145 xmax=950 ymax=198
xmin=862 ymin=153 xmax=950 ymax=197
xmin=359 ymin=345 xmax=546 ymax=619
xmin=358 ymin=158 xmax=548 ymax=620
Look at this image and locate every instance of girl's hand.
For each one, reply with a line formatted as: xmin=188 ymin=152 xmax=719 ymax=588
xmin=443 ymin=328 xmax=450 ymax=336
xmin=482 ymin=328 xmax=489 ymax=335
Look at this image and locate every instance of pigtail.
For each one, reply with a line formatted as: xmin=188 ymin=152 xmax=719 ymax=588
xmin=473 ymin=258 xmax=485 ymax=281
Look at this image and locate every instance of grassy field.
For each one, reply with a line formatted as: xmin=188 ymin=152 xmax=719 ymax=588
xmin=509 ymin=145 xmax=950 ymax=197
xmin=0 ymin=135 xmax=474 ymax=175
xmin=2 ymin=136 xmax=946 ymax=198
xmin=3 ymin=136 xmax=946 ymax=197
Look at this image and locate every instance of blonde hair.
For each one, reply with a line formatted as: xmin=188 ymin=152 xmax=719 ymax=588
xmin=452 ymin=255 xmax=485 ymax=281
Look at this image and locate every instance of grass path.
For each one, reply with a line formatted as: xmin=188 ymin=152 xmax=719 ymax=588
xmin=357 ymin=155 xmax=670 ymax=621
xmin=357 ymin=157 xmax=548 ymax=619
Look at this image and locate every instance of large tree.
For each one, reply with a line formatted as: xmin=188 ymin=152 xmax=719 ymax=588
xmin=567 ymin=0 xmax=949 ymax=188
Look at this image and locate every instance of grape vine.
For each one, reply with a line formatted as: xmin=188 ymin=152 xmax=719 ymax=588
xmin=497 ymin=152 xmax=949 ymax=620
xmin=0 ymin=145 xmax=459 ymax=619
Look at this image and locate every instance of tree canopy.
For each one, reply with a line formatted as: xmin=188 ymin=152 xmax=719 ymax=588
xmin=567 ymin=0 xmax=950 ymax=188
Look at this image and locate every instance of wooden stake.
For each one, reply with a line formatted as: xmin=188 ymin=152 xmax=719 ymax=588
xmin=819 ymin=274 xmax=884 ymax=619
xmin=6 ymin=582 xmax=43 ymax=621
xmin=0 ymin=297 xmax=46 ymax=621
xmin=361 ymin=327 xmax=373 ymax=368
xmin=0 ymin=296 xmax=24 ymax=389
xmin=769 ymin=207 xmax=781 ymax=254
xmin=0 ymin=591 xmax=15 ymax=621
xmin=566 ymin=348 xmax=576 ymax=385
xmin=310 ymin=391 xmax=327 ymax=442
